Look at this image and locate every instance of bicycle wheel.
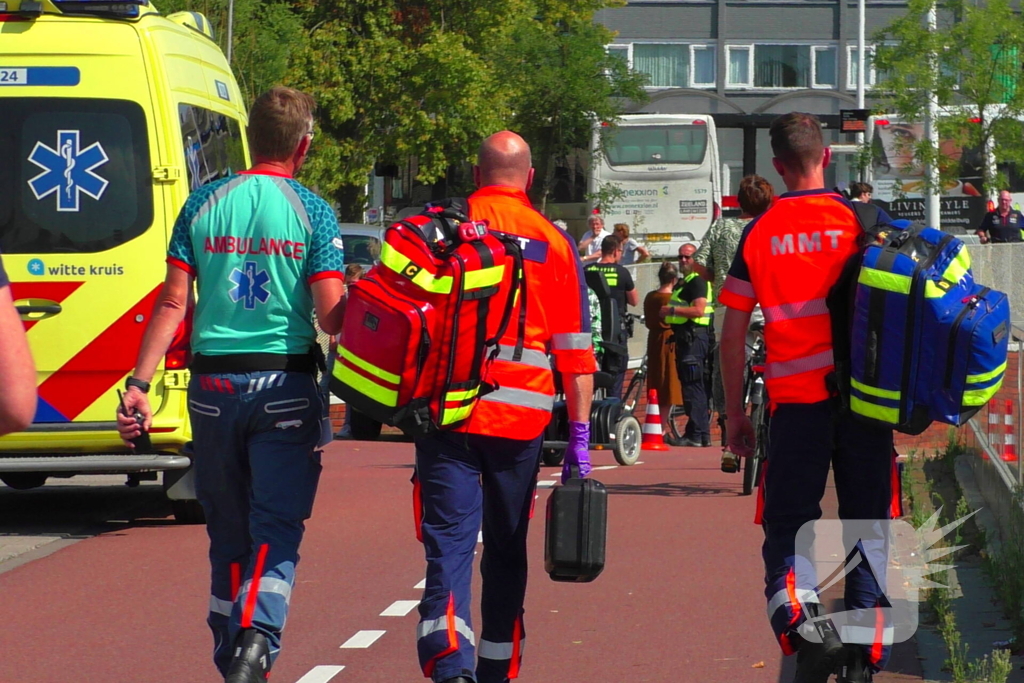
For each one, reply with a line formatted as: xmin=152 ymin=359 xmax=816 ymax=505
xmin=742 ymin=401 xmax=766 ymax=496
xmin=668 ymin=404 xmax=688 ymax=442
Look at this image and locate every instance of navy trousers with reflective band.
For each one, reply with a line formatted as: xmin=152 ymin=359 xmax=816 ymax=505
xmin=677 ymin=328 xmax=711 ymax=441
xmin=414 ymin=432 xmax=541 ymax=682
xmin=762 ymin=400 xmax=893 ymax=668
xmin=188 ymin=371 xmax=324 ymax=675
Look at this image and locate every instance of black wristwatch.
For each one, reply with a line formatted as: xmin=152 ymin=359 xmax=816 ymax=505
xmin=125 ymin=377 xmax=151 ymax=394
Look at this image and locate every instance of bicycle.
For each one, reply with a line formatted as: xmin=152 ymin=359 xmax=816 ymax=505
xmin=738 ymin=322 xmax=768 ymax=496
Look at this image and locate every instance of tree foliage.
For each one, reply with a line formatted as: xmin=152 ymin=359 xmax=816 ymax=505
xmin=873 ymin=0 xmax=1024 ymax=195
xmin=155 ymin=0 xmax=644 ymax=219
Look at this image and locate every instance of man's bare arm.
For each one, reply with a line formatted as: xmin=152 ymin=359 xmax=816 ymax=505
xmin=131 ymin=266 xmax=193 ymax=384
xmin=0 ymin=286 xmax=36 ymax=434
xmin=563 ymin=372 xmax=594 ymax=423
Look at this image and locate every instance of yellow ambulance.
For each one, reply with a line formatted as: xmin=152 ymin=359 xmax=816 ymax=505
xmin=0 ymin=0 xmax=250 ymax=521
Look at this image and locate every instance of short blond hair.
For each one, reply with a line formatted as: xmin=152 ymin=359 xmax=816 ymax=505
xmin=613 ymin=223 xmax=630 ymax=238
xmin=248 ymin=86 xmax=316 ymax=161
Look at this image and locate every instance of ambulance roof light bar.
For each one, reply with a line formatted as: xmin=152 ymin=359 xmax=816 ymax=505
xmin=50 ymin=0 xmax=149 ymax=18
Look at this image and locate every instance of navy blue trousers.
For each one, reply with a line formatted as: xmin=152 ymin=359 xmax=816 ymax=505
xmin=414 ymin=432 xmax=542 ymax=683
xmin=189 ymin=371 xmax=324 ymax=675
xmin=762 ymin=400 xmax=894 ymax=669
xmin=677 ymin=328 xmax=711 ymax=442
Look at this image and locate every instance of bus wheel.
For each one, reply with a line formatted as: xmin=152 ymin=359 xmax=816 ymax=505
xmin=1 ymin=473 xmax=47 ymax=490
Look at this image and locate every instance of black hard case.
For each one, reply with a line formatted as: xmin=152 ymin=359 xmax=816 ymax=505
xmin=544 ymin=476 xmax=607 ymax=582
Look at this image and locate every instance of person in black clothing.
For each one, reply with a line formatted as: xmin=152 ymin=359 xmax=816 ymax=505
xmin=585 ymin=235 xmax=638 ymax=398
xmin=977 ymin=190 xmax=1024 ymax=243
xmin=662 ymin=243 xmax=712 ymax=447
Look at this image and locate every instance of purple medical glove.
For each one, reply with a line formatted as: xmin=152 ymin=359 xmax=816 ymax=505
xmin=562 ymin=420 xmax=592 ymax=483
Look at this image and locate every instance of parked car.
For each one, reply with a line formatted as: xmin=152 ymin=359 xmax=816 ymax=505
xmin=339 ymin=224 xmax=384 ymax=266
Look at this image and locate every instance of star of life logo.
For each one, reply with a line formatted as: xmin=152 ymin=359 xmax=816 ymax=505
xmin=791 ymin=509 xmax=978 ymax=646
xmin=229 ymin=261 xmax=271 ymax=310
xmin=27 ymin=130 xmax=110 ymax=212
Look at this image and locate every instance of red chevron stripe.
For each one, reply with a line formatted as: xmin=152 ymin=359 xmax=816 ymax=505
xmin=38 ymin=285 xmax=162 ymax=420
xmin=9 ymin=282 xmax=85 ymax=331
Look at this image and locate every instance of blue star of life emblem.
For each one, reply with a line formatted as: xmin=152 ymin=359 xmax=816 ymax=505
xmin=229 ymin=261 xmax=272 ymax=310
xmin=27 ymin=130 xmax=110 ymax=212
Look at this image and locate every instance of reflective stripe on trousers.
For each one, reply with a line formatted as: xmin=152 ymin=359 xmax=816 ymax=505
xmin=478 ymin=637 xmax=525 ymax=660
xmin=766 ymin=587 xmax=819 ymax=620
xmin=418 ymin=613 xmax=477 ymax=646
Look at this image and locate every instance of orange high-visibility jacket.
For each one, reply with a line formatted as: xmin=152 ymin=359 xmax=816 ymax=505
xmin=719 ymin=189 xmax=862 ymax=404
xmin=458 ymin=185 xmax=597 ymax=438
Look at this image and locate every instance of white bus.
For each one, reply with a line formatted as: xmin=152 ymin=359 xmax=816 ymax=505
xmin=589 ymin=114 xmax=722 ymax=258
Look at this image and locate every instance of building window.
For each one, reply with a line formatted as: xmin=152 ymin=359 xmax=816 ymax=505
xmin=847 ymin=45 xmax=878 ymax=89
xmin=726 ymin=45 xmax=752 ymax=87
xmin=727 ymin=43 xmax=839 ymax=90
xmin=616 ymin=42 xmax=716 ymax=89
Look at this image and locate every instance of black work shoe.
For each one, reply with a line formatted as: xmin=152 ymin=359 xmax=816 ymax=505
xmin=793 ymin=605 xmax=844 ymax=683
xmin=701 ymin=438 xmax=713 ymax=447
xmin=721 ymin=450 xmax=740 ymax=473
xmin=677 ymin=437 xmax=703 ymax=447
xmin=225 ymin=629 xmax=271 ymax=683
xmin=836 ymin=645 xmax=873 ymax=682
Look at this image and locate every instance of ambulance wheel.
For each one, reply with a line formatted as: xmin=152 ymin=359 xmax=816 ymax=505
xmin=613 ymin=416 xmax=642 ymax=466
xmin=0 ymin=473 xmax=47 ymax=490
xmin=172 ymin=499 xmax=206 ymax=525
xmin=542 ymin=448 xmax=565 ymax=467
xmin=349 ymin=409 xmax=383 ymax=441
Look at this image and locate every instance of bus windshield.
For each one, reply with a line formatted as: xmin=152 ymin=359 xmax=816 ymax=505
xmin=605 ymin=125 xmax=708 ymax=167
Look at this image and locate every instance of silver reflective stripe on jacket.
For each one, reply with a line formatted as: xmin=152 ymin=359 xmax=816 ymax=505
xmin=417 ymin=614 xmax=476 ymax=645
xmin=722 ymin=275 xmax=756 ymax=299
xmin=495 ymin=346 xmax=551 ymax=370
xmin=478 ymin=637 xmax=525 ymax=660
xmin=209 ymin=595 xmax=234 ymax=617
xmin=550 ymin=332 xmax=591 ymax=351
xmin=761 ymin=297 xmax=829 ymax=324
xmin=479 ymin=386 xmax=554 ymax=412
xmin=765 ymin=349 xmax=834 ymax=380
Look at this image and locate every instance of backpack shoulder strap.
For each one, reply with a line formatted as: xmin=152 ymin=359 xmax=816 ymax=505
xmin=852 ymin=202 xmax=885 ymax=243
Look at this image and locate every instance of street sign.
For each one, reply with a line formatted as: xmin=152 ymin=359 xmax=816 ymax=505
xmin=366 ymin=207 xmax=380 ymax=224
xmin=840 ymin=109 xmax=870 ymax=133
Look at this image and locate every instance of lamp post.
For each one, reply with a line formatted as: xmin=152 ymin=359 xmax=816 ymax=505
xmin=226 ymin=0 xmax=234 ymax=63
xmin=924 ymin=1 xmax=941 ymax=229
xmin=857 ymin=0 xmax=866 ymax=181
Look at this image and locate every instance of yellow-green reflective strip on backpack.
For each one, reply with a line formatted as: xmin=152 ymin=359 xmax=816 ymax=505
xmin=337 ymin=346 xmax=401 ymax=384
xmin=964 ymin=384 xmax=1002 ymax=407
xmin=380 ymin=242 xmax=453 ymax=294
xmin=967 ymin=362 xmax=1007 ymax=385
xmin=335 ymin=365 xmax=399 ymax=407
xmin=859 ymin=267 xmax=946 ymax=299
xmin=941 ymin=248 xmax=971 ymax=285
xmin=850 ymin=395 xmax=899 ymax=424
xmin=464 ymin=265 xmax=504 ymax=291
xmin=850 ymin=378 xmax=901 ymax=400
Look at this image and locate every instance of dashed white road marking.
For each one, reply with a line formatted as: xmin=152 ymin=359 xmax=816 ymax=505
xmin=340 ymin=630 xmax=386 ymax=649
xmin=548 ymin=472 xmax=561 ymax=478
xmin=414 ymin=578 xmax=426 ymax=590
xmin=295 ymin=665 xmax=345 ymax=683
xmin=380 ymin=600 xmax=420 ymax=617
xmin=593 ymin=465 xmax=618 ymax=471
xmin=536 ymin=480 xmax=556 ymax=488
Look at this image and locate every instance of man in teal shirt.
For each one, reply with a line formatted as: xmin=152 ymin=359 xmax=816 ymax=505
xmin=118 ymin=87 xmax=346 ymax=683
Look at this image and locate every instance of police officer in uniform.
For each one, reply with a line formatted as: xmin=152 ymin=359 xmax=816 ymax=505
xmin=661 ymin=243 xmax=713 ymax=447
xmin=585 ymin=235 xmax=638 ymax=398
xmin=117 ymin=87 xmax=347 ymax=683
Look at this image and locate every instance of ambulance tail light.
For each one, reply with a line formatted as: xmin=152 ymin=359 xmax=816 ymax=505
xmin=165 ymin=308 xmax=193 ymax=371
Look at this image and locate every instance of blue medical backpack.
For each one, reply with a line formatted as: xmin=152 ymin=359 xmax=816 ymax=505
xmin=847 ymin=224 xmax=1010 ymax=434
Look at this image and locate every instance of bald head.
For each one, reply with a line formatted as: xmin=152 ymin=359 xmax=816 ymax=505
xmin=474 ymin=131 xmax=534 ymax=191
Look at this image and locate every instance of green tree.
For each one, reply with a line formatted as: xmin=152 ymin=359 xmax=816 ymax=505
xmin=154 ymin=0 xmax=304 ymax=105
xmin=492 ymin=10 xmax=647 ymax=211
xmin=873 ymin=0 xmax=1024 ymax=196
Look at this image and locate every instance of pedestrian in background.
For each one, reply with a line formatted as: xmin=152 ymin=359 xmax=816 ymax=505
xmin=848 ymin=181 xmax=873 ymax=203
xmin=117 ymin=86 xmax=347 ymax=683
xmin=335 ymin=263 xmax=365 ymax=440
xmin=721 ymin=112 xmax=894 ymax=682
xmin=0 ymin=250 xmax=36 ymax=435
xmin=643 ymin=261 xmax=683 ymax=438
xmin=413 ymin=131 xmax=595 ymax=683
xmin=694 ymin=174 xmax=772 ymax=455
xmin=976 ymin=189 xmax=1024 ymax=243
xmin=586 ymin=235 xmax=638 ymax=399
xmin=579 ymin=214 xmax=610 ymax=263
xmin=612 ymin=223 xmax=650 ymax=265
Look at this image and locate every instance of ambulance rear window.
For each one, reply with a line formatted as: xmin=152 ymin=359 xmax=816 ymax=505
xmin=0 ymin=98 xmax=153 ymax=254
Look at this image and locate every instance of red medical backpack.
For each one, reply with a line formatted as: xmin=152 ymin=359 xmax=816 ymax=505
xmin=331 ymin=199 xmax=525 ymax=435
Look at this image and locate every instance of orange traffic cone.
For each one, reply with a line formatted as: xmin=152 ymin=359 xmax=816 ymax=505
xmin=641 ymin=389 xmax=670 ymax=451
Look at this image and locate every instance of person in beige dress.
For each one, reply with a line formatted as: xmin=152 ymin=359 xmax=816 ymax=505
xmin=643 ymin=261 xmax=684 ymax=438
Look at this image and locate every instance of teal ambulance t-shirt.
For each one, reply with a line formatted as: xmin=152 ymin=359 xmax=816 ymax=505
xmin=167 ymin=171 xmax=344 ymax=356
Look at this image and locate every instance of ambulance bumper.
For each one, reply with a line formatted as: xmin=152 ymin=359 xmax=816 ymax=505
xmin=0 ymin=454 xmax=192 ymax=473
